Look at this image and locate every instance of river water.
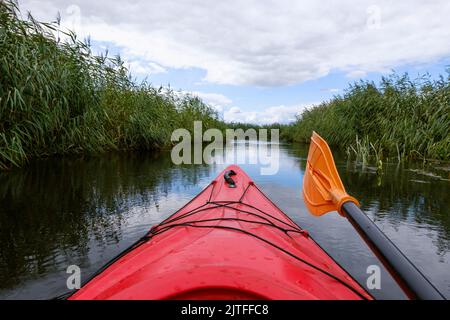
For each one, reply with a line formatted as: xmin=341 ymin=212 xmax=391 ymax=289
xmin=0 ymin=142 xmax=448 ymax=299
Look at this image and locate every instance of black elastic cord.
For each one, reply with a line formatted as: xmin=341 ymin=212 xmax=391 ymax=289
xmin=59 ymin=180 xmax=370 ymax=300
xmin=150 ymin=217 xmax=304 ymax=237
xmin=159 ymin=201 xmax=282 ymax=231
xmin=146 ymin=183 xmax=367 ymax=299
xmin=238 ymin=183 xmax=252 ymax=202
xmin=148 ymin=222 xmax=369 ymax=300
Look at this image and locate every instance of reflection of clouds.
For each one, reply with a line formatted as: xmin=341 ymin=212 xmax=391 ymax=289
xmin=2 ymin=142 xmax=448 ymax=299
xmin=0 ymin=153 xmax=213 ymax=298
xmin=204 ymin=141 xmax=282 ymax=175
xmin=124 ymin=192 xmax=195 ymax=226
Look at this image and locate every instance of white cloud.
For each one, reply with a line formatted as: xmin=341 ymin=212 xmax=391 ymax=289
xmin=190 ymin=92 xmax=232 ymax=108
xmin=127 ymin=60 xmax=166 ymax=76
xmin=181 ymin=91 xmax=232 ymax=114
xmin=228 ymin=107 xmax=242 ymax=114
xmin=19 ymin=0 xmax=450 ymax=86
xmin=224 ymin=104 xmax=314 ymax=124
xmin=320 ymin=88 xmax=340 ymax=93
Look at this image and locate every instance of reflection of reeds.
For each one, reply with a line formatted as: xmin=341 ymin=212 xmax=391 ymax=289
xmin=0 ymin=1 xmax=224 ymax=170
xmin=345 ymin=135 xmax=384 ymax=171
xmin=0 ymin=151 xmax=212 ymax=293
xmin=283 ymin=71 xmax=450 ymax=162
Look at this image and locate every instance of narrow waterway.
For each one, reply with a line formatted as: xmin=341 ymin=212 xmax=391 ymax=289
xmin=0 ymin=142 xmax=448 ymax=299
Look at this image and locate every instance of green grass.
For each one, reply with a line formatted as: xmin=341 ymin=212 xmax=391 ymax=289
xmin=0 ymin=0 xmax=224 ymax=170
xmin=282 ymin=72 xmax=450 ymax=161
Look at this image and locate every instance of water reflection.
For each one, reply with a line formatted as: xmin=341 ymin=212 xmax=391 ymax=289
xmin=0 ymin=143 xmax=448 ymax=299
xmin=0 ymin=152 xmax=214 ymax=298
xmin=342 ymin=160 xmax=450 ymax=249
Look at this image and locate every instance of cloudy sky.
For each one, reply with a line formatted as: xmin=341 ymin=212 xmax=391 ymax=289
xmin=19 ymin=0 xmax=450 ymax=124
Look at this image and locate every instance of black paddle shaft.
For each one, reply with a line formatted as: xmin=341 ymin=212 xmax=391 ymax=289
xmin=342 ymin=202 xmax=445 ymax=300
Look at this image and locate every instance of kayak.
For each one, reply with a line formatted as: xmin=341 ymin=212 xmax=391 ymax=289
xmin=69 ymin=165 xmax=372 ymax=300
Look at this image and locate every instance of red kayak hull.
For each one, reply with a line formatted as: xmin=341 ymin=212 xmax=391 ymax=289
xmin=69 ymin=165 xmax=371 ymax=300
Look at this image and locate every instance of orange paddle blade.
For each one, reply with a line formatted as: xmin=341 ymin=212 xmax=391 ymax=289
xmin=303 ymin=132 xmax=359 ymax=216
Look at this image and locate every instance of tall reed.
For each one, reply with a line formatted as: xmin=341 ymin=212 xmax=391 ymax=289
xmin=282 ymin=72 xmax=450 ymax=161
xmin=0 ymin=1 xmax=222 ymax=170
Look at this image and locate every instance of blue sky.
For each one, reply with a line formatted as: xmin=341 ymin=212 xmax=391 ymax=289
xmin=144 ymin=59 xmax=449 ymax=122
xmin=21 ymin=0 xmax=450 ymax=124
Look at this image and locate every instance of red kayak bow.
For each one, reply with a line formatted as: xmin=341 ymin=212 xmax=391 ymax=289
xmin=69 ymin=165 xmax=371 ymax=300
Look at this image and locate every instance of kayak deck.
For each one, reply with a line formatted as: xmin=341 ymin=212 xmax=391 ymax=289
xmin=69 ymin=165 xmax=371 ymax=300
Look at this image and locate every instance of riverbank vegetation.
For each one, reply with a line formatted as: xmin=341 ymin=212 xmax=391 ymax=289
xmin=282 ymin=72 xmax=450 ymax=162
xmin=2 ymin=1 xmax=449 ymax=171
xmin=0 ymin=1 xmax=223 ymax=170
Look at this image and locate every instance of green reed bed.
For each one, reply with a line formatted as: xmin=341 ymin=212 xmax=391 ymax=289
xmin=283 ymin=72 xmax=450 ymax=161
xmin=0 ymin=0 xmax=223 ymax=170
